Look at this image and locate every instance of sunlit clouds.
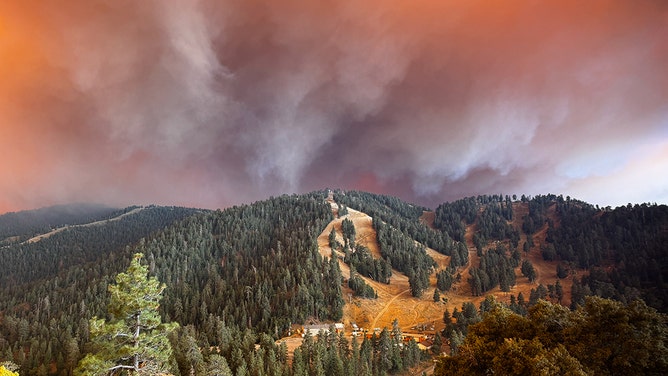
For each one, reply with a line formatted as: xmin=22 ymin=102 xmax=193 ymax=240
xmin=1 ymin=0 xmax=667 ymax=212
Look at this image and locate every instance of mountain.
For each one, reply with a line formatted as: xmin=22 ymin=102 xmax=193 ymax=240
xmin=0 ymin=191 xmax=666 ymax=375
xmin=0 ymin=203 xmax=123 ymax=244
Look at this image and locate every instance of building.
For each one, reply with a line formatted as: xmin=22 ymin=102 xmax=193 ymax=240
xmin=302 ymin=323 xmax=344 ymax=337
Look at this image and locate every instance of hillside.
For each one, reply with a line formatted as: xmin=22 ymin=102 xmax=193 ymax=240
xmin=0 ymin=203 xmax=124 ymax=245
xmin=0 ymin=191 xmax=666 ymax=375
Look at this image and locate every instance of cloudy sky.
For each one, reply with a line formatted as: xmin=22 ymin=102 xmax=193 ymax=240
xmin=1 ymin=0 xmax=667 ymax=213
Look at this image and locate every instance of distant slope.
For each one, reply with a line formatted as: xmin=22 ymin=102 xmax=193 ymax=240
xmin=333 ymin=190 xmax=462 ymax=258
xmin=0 ymin=205 xmax=200 ymax=287
xmin=0 ymin=203 xmax=129 ymax=244
xmin=23 ymin=206 xmax=145 ymax=244
xmin=542 ymin=197 xmax=668 ymax=310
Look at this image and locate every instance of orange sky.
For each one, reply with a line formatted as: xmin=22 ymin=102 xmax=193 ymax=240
xmin=1 ymin=0 xmax=667 ymax=213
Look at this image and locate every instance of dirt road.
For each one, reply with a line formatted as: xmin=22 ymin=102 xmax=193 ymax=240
xmin=371 ymin=289 xmax=410 ymax=329
xmin=25 ymin=206 xmax=145 ymax=244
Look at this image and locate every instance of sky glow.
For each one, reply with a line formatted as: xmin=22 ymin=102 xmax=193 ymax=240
xmin=1 ymin=0 xmax=667 ymax=212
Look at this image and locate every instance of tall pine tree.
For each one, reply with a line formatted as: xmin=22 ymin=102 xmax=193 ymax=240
xmin=75 ymin=253 xmax=177 ymax=375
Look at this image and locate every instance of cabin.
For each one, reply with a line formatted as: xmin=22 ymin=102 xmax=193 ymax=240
xmin=418 ymin=339 xmax=434 ymax=351
xmin=302 ymin=323 xmax=344 ymax=337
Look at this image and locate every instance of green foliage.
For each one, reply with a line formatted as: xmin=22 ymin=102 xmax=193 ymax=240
xmin=435 ymin=195 xmax=513 ymax=241
xmin=206 ymin=355 xmax=232 ymax=376
xmin=556 ymin=263 xmax=568 ymax=279
xmin=436 ymin=268 xmax=455 ymax=291
xmin=3 ymin=190 xmax=668 ymax=374
xmin=0 ymin=203 xmax=123 ymax=243
xmin=348 ymin=268 xmax=378 ymax=299
xmin=150 ymin=193 xmax=339 ymax=336
xmin=521 ymin=259 xmax=537 ymax=282
xmin=435 ymin=296 xmax=668 ymax=375
xmin=468 ymin=243 xmax=516 ymax=295
xmin=0 ymin=206 xmax=196 ymax=375
xmin=522 ymin=195 xmax=550 ymax=234
xmin=476 ymin=201 xmax=518 ymax=246
xmin=327 ymin=228 xmax=338 ymax=250
xmin=334 ymin=190 xmax=457 ymax=256
xmin=545 ymin=200 xmax=668 ymax=310
xmin=293 ymin=319 xmax=422 ymax=376
xmin=443 ymin=301 xmax=481 ymax=349
xmin=75 ymin=253 xmax=177 ymax=375
xmin=336 ymin=203 xmax=348 ymax=217
xmin=340 ymin=218 xmax=356 ymax=247
xmin=434 ymin=197 xmax=477 ymax=241
xmin=374 ymin=219 xmax=435 ymax=297
xmin=344 ymin=244 xmax=391 ymax=284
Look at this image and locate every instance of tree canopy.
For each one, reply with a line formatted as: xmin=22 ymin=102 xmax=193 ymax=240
xmin=436 ymin=296 xmax=668 ymax=375
xmin=75 ymin=253 xmax=177 ymax=375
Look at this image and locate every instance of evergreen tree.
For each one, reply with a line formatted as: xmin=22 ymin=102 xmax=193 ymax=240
xmin=556 ymin=263 xmax=568 ymax=279
xmin=521 ymin=259 xmax=537 ymax=283
xmin=328 ymin=228 xmax=338 ymax=251
xmin=75 ymin=253 xmax=177 ymax=375
xmin=555 ymin=280 xmax=564 ymax=303
xmin=206 ymin=355 xmax=232 ymax=376
xmin=432 ymin=332 xmax=443 ymax=355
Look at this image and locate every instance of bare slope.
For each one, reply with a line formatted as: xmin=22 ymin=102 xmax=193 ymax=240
xmin=317 ymin=198 xmax=581 ymax=337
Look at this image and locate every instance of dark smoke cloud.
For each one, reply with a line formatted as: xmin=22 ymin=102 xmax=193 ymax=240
xmin=1 ymin=0 xmax=667 ymax=212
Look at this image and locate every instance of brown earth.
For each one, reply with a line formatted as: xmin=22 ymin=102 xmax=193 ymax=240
xmin=283 ymin=198 xmax=584 ymax=369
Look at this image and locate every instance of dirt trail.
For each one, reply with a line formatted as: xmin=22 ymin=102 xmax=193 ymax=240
xmin=446 ymin=224 xmax=479 ymax=297
xmin=371 ymin=289 xmax=410 ymax=330
xmin=318 ymin=197 xmax=442 ymax=332
xmin=317 ymin=197 xmax=584 ymax=336
xmin=24 ymin=207 xmax=145 ymax=244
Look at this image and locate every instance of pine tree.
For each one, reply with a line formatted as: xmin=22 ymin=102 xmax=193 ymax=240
xmin=328 ymin=228 xmax=338 ymax=250
xmin=75 ymin=253 xmax=177 ymax=375
xmin=521 ymin=259 xmax=537 ymax=282
xmin=206 ymin=355 xmax=232 ymax=376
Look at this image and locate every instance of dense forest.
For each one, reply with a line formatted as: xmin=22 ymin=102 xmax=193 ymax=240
xmin=437 ymin=296 xmax=667 ymax=375
xmin=0 ymin=206 xmax=199 ymax=375
xmin=0 ymin=190 xmax=666 ymax=375
xmin=0 ymin=203 xmax=128 ymax=244
xmin=333 ymin=190 xmax=466 ymax=297
xmin=544 ymin=198 xmax=668 ymax=310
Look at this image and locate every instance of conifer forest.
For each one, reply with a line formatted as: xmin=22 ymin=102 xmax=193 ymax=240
xmin=0 ymin=191 xmax=666 ymax=375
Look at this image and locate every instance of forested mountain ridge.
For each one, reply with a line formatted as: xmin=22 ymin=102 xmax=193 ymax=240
xmin=0 ymin=191 xmax=666 ymax=375
xmin=0 ymin=205 xmax=200 ymax=374
xmin=0 ymin=203 xmax=127 ymax=245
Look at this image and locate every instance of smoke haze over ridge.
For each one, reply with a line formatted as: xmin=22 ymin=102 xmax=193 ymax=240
xmin=1 ymin=0 xmax=667 ymax=212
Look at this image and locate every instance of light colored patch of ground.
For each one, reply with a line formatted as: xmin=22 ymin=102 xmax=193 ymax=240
xmin=318 ymin=202 xmax=462 ymax=336
xmin=419 ymin=211 xmax=436 ymax=229
xmin=294 ymin=198 xmax=585 ymax=362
